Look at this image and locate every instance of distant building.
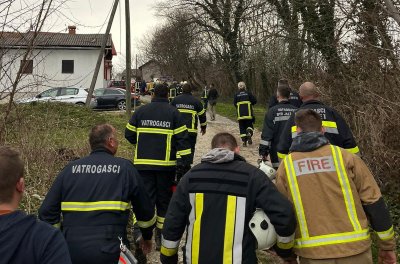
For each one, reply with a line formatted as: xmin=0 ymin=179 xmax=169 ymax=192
xmin=0 ymin=26 xmax=117 ymax=99
xmin=139 ymin=60 xmax=173 ymax=82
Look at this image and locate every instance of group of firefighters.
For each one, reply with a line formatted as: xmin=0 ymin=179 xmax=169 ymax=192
xmin=0 ymin=79 xmax=397 ymax=264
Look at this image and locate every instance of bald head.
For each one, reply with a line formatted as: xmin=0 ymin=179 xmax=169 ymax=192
xmin=299 ymin=82 xmax=319 ymax=101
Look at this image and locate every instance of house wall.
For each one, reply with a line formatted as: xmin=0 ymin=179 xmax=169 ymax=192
xmin=140 ymin=61 xmax=162 ymax=82
xmin=1 ymin=48 xmax=107 ymax=99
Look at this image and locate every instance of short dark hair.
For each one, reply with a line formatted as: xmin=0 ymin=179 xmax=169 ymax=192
xmin=278 ymin=79 xmax=289 ymax=88
xmin=182 ymin=83 xmax=192 ymax=93
xmin=295 ymin=109 xmax=322 ymax=132
xmin=211 ymin=132 xmax=238 ymax=150
xmin=277 ymin=85 xmax=291 ymax=99
xmin=154 ymin=84 xmax=168 ymax=98
xmin=89 ymin=124 xmax=114 ymax=150
xmin=0 ymin=146 xmax=24 ymax=204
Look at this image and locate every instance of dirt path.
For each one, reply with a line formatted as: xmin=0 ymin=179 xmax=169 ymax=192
xmin=140 ymin=99 xmax=282 ymax=263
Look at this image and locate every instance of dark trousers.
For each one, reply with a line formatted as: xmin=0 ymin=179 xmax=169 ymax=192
xmin=238 ymin=119 xmax=254 ymax=142
xmin=139 ymin=170 xmax=175 ymax=229
xmin=202 ymin=99 xmax=208 ymax=109
xmin=188 ymin=133 xmax=197 ymax=164
xmin=63 ymin=225 xmax=128 ymax=264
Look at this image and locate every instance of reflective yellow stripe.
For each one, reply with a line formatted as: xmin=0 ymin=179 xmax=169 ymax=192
xmin=223 ymin=195 xmax=236 ymax=264
xmin=174 ymin=125 xmax=187 ymax=134
xmin=291 ymin=126 xmax=297 ymax=133
xmin=284 ymin=155 xmax=309 ymax=238
xmin=52 ymin=223 xmax=61 ymax=228
xmin=322 ymin=121 xmax=337 ymax=128
xmin=137 ymin=214 xmax=156 ymax=228
xmin=198 ymin=108 xmax=206 ymax=116
xmin=240 ymin=134 xmax=247 ymax=138
xmin=61 ymin=201 xmax=130 ymax=211
xmin=156 ymin=216 xmax=165 ymax=229
xmin=166 ymin=134 xmax=172 ymax=162
xmin=277 ymin=152 xmax=287 ymax=159
xmin=192 ymin=193 xmax=203 ymax=264
xmin=236 ymin=101 xmax=252 ymax=120
xmin=376 ymin=226 xmax=395 ymax=240
xmin=137 ymin=127 xmax=173 ymax=134
xmin=177 ymin=148 xmax=191 ymax=156
xmin=126 ymin=123 xmax=137 ymax=132
xmin=179 ymin=109 xmax=197 ymax=115
xmin=200 ymin=122 xmax=207 ymax=126
xmin=331 ymin=145 xmax=362 ymax=231
xmin=161 ymin=246 xmax=178 ymax=256
xmin=345 ymin=146 xmax=360 ymax=154
xmin=277 ymin=241 xmax=294 ymax=250
xmin=178 ymin=109 xmax=197 ymax=132
xmin=295 ymin=229 xmax=370 ymax=248
xmin=188 ymin=128 xmax=198 ymax=133
xmin=134 ymin=159 xmax=176 ymax=166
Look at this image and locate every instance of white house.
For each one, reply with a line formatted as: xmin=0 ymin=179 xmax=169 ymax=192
xmin=0 ymin=26 xmax=116 ymax=99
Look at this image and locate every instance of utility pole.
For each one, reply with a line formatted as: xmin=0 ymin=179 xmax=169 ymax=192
xmin=125 ymin=0 xmax=132 ymax=117
xmin=86 ymin=0 xmax=119 ymax=107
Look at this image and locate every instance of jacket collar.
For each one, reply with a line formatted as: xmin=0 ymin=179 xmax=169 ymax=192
xmin=290 ymin=132 xmax=329 ymax=152
xmin=301 ymin=100 xmax=324 ymax=107
xmin=91 ymin=148 xmax=113 ymax=155
xmin=151 ymin=98 xmax=169 ymax=103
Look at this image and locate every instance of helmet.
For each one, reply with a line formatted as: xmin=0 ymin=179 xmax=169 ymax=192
xmin=258 ymin=160 xmax=276 ymax=180
xmin=249 ymin=209 xmax=277 ymax=250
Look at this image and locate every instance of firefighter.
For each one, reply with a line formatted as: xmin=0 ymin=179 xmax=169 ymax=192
xmin=171 ymin=83 xmax=207 ymax=171
xmin=160 ymin=132 xmax=297 ymax=264
xmin=276 ymin=109 xmax=397 ymax=264
xmin=39 ymin=124 xmax=155 ymax=264
xmin=0 ymin=146 xmax=72 ymax=264
xmin=277 ymin=82 xmax=360 ymax=160
xmin=125 ymin=83 xmax=192 ymax=252
xmin=259 ymin=85 xmax=298 ymax=169
xmin=201 ymin=85 xmax=209 ymax=109
xmin=268 ymin=79 xmax=302 ymax=109
xmin=168 ymin=82 xmax=177 ymax=102
xmin=234 ymin=81 xmax=257 ymax=146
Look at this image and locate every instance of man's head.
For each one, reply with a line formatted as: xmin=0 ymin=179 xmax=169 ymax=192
xmin=182 ymin=83 xmax=192 ymax=93
xmin=0 ymin=146 xmax=25 ymax=206
xmin=295 ymin=109 xmax=324 ymax=133
xmin=299 ymin=82 xmax=319 ymax=102
xmin=238 ymin=81 xmax=246 ymax=90
xmin=211 ymin=132 xmax=240 ymax=153
xmin=277 ymin=85 xmax=291 ymax=102
xmin=89 ymin=124 xmax=118 ymax=155
xmin=153 ymin=83 xmax=168 ymax=99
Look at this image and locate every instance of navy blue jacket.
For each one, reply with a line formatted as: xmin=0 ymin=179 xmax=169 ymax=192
xmin=0 ymin=210 xmax=71 ymax=264
xmin=39 ymin=148 xmax=155 ymax=240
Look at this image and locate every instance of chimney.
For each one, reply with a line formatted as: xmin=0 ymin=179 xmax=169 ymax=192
xmin=68 ymin=25 xmax=76 ymax=35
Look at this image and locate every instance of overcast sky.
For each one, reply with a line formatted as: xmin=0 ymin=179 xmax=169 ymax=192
xmin=48 ymin=0 xmax=162 ymax=69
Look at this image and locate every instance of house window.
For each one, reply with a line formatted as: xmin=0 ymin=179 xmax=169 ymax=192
xmin=62 ymin=60 xmax=74 ymax=74
xmin=20 ymin=60 xmax=33 ymax=74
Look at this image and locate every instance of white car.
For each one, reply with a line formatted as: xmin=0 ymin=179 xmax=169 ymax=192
xmin=15 ymin=87 xmax=97 ymax=107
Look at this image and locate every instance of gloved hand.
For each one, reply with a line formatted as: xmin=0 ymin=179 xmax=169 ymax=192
xmin=259 ymin=145 xmax=269 ymax=157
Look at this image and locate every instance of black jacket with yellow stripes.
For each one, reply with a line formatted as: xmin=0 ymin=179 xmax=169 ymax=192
xmin=171 ymin=92 xmax=207 ymax=135
xmin=260 ymin=101 xmax=298 ymax=167
xmin=234 ymin=90 xmax=257 ymax=120
xmin=125 ymin=97 xmax=192 ymax=171
xmin=38 ymin=149 xmax=156 ymax=240
xmin=160 ymin=152 xmax=297 ymax=264
xmin=277 ymin=100 xmax=360 ymax=158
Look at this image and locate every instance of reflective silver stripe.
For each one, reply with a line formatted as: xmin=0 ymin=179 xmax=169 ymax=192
xmin=161 ymin=236 xmax=180 ymax=249
xmin=331 ymin=145 xmax=361 ymax=231
xmin=277 ymin=233 xmax=295 ymax=243
xmin=295 ymin=229 xmax=369 ymax=248
xmin=292 ymin=132 xmax=298 ymax=138
xmin=233 ymin=197 xmax=246 ymax=264
xmin=272 ymin=162 xmax=280 ymax=168
xmin=186 ymin=193 xmax=195 ymax=264
xmin=274 ymin=116 xmax=291 ymax=122
xmin=325 ymin=127 xmax=339 ymax=134
xmin=376 ymin=226 xmax=395 ymax=240
xmin=260 ymin=140 xmax=271 ymax=146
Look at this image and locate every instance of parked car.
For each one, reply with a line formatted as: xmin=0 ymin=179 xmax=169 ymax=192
xmin=15 ymin=87 xmax=96 ymax=107
xmin=94 ymin=88 xmax=140 ymax=110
